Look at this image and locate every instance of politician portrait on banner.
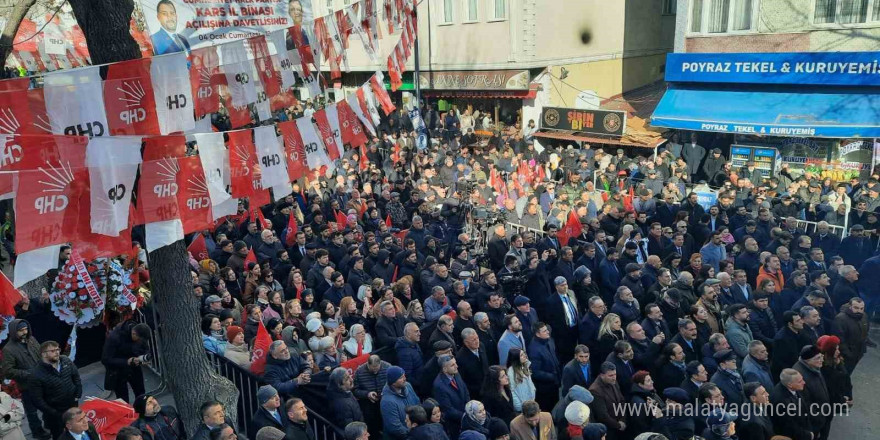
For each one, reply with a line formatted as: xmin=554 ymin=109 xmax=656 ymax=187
xmin=139 ymin=0 xmax=295 ymax=54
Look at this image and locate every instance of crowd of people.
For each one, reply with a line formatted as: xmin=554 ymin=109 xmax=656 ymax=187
xmin=2 ymin=101 xmax=880 ymax=440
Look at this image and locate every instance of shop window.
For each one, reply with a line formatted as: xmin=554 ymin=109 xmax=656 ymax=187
xmin=814 ymin=0 xmax=878 ymax=24
xmin=663 ymin=0 xmax=677 ymax=15
xmin=689 ymin=0 xmax=756 ymax=33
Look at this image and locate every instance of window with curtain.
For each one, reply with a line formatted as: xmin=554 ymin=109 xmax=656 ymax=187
xmin=732 ymin=0 xmax=753 ymax=29
xmin=708 ymin=0 xmax=730 ymax=32
xmin=466 ymin=0 xmax=478 ymax=21
xmin=691 ymin=0 xmax=704 ymax=32
xmin=442 ymin=0 xmax=454 ymax=23
xmin=874 ymin=0 xmax=880 ymax=19
xmin=494 ymin=0 xmax=507 ymax=19
xmin=839 ymin=0 xmax=869 ymax=23
xmin=815 ymin=0 xmax=837 ymax=22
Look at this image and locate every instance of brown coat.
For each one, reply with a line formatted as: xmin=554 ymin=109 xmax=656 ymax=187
xmin=588 ymin=378 xmax=627 ymax=431
xmin=509 ymin=413 xmax=556 ymax=440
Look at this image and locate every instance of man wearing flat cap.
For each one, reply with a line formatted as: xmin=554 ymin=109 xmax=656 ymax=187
xmin=793 ymin=344 xmax=831 ymax=439
xmin=709 ymin=349 xmax=745 ymax=406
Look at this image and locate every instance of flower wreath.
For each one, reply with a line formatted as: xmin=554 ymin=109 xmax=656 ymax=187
xmin=50 ymin=258 xmax=106 ymax=325
xmin=104 ymin=259 xmax=143 ymax=316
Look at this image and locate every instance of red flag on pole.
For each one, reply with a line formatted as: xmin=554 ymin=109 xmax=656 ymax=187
xmin=385 ymin=214 xmax=392 ymax=228
xmin=558 ymin=210 xmax=583 ymax=249
xmin=335 ymin=210 xmax=348 ymax=231
xmin=250 ymin=320 xmax=272 ymax=375
xmin=0 ymin=272 xmax=23 ymax=316
xmin=187 ymin=234 xmax=209 ymax=261
xmin=284 ymin=214 xmax=299 ymax=247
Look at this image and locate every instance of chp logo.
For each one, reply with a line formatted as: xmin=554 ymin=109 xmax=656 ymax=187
xmin=283 ymin=133 xmax=304 ymax=163
xmin=0 ymin=136 xmax=23 ymax=168
xmin=543 ymin=108 xmax=560 ymax=128
xmin=232 ymin=144 xmax=253 ymax=177
xmin=603 ymin=113 xmax=622 ymax=133
xmin=34 ymin=161 xmax=74 ymax=215
xmin=153 ymin=158 xmax=180 ymax=220
xmin=0 ymin=107 xmax=22 ymax=134
xmin=185 ymin=171 xmax=211 ymax=211
xmin=115 ymin=80 xmax=148 ymax=125
xmin=197 ymin=68 xmax=214 ymax=99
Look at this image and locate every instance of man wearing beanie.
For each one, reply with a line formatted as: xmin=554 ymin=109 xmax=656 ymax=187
xmin=0 ymin=319 xmax=50 ymax=439
xmin=248 ymin=385 xmax=287 ymax=440
xmin=130 ymin=394 xmax=185 ymax=440
xmin=380 ymin=366 xmax=420 ymax=440
xmin=793 ymin=345 xmax=831 ymax=439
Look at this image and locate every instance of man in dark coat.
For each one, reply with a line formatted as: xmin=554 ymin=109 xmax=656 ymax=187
xmin=262 ymin=341 xmax=310 ymax=397
xmin=834 ymin=298 xmax=868 ymax=374
xmin=284 ymin=398 xmax=316 ymax=440
xmin=29 ymin=341 xmax=82 ymax=439
xmin=325 ymin=368 xmax=364 ymax=429
xmin=0 ymin=319 xmax=50 ymax=439
xmin=770 ymin=369 xmax=814 ymax=440
xmin=588 ymin=362 xmax=627 ymax=440
xmin=249 ymin=385 xmax=289 ymax=440
xmin=130 ymin=394 xmax=186 ymax=440
xmin=739 ymin=382 xmax=775 ymax=440
xmin=190 ymin=401 xmax=238 ymax=440
xmin=561 ymin=345 xmax=592 ymax=396
xmin=101 ymin=320 xmax=152 ymax=403
xmin=709 ymin=350 xmax=745 ymax=406
xmin=474 ymin=312 xmax=499 ymax=366
xmin=375 ymin=301 xmax=407 ymax=348
xmin=771 ymin=311 xmax=804 ymax=381
xmin=432 ymin=355 xmax=470 ymax=437
xmin=455 ymin=328 xmax=490 ymax=400
xmin=792 ymin=346 xmax=831 ymax=439
xmin=527 ymin=322 xmax=561 ymax=410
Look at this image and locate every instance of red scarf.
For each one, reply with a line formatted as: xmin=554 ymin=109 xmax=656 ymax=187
xmin=567 ymin=425 xmax=583 ymax=439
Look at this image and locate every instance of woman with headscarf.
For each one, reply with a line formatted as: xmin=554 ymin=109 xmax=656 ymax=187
xmin=223 ymin=326 xmax=252 ymax=369
xmin=342 ymin=324 xmax=373 ymax=358
xmin=460 ymin=401 xmax=491 ymax=436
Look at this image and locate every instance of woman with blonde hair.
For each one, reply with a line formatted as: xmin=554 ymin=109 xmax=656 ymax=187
xmin=393 ymin=276 xmax=416 ymax=307
xmin=284 ymin=299 xmax=306 ymax=335
xmin=596 ymin=313 xmax=625 ymax=363
xmin=405 ymin=299 xmax=426 ymax=327
xmin=339 ymin=296 xmax=369 ymax=329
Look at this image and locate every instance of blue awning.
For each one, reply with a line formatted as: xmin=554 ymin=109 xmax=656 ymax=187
xmin=651 ymin=85 xmax=880 ymax=138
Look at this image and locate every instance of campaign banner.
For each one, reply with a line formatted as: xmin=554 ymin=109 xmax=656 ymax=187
xmin=666 ymin=52 xmax=880 ymax=86
xmin=138 ymin=0 xmax=298 ymax=55
xmin=540 ymin=107 xmax=626 ymax=137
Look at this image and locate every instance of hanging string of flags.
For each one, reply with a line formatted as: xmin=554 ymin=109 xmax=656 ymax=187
xmin=0 ymin=0 xmax=417 ymax=288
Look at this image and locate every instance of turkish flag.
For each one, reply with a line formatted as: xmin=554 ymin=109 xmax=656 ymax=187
xmin=313 ymin=110 xmax=341 ymax=161
xmin=558 ymin=210 xmax=583 ymax=249
xmin=104 ymin=58 xmax=159 ymax=135
xmin=250 ymin=319 xmax=272 ymax=374
xmin=189 ymin=46 xmax=222 ymax=117
xmin=188 ymin=233 xmax=209 ymax=261
xmin=336 ymin=100 xmax=368 ymax=148
xmin=0 ymin=271 xmax=23 ymax=316
xmin=284 ymin=213 xmax=298 ymax=247
xmin=228 ymin=129 xmax=257 ymax=199
xmin=177 ymin=156 xmax=214 ymax=234
xmin=247 ymin=36 xmax=282 ymax=98
xmin=278 ymin=120 xmax=307 ymax=181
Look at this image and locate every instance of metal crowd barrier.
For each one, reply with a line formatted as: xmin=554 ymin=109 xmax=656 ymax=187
xmin=794 ymin=219 xmax=848 ymax=238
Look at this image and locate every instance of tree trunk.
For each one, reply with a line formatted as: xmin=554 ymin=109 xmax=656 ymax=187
xmin=149 ymin=241 xmax=239 ymax=433
xmin=0 ymin=0 xmax=37 ymax=68
xmin=67 ymin=0 xmax=142 ymax=65
xmin=63 ymin=0 xmax=239 ymax=432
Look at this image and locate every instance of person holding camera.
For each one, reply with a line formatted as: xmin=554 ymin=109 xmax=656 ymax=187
xmin=101 ymin=320 xmax=153 ymax=403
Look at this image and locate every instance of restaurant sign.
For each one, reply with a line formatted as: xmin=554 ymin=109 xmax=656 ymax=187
xmin=418 ymin=70 xmax=530 ymax=90
xmin=540 ymin=107 xmax=626 ymax=136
